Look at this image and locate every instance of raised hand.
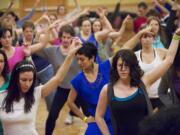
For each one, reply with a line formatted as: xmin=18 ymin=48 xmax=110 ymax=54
xmin=34 ymin=0 xmax=41 ymax=7
xmin=42 ymin=12 xmax=51 ymax=22
xmin=122 ymin=15 xmax=132 ymax=26
xmin=9 ymin=0 xmax=16 ymax=7
xmin=139 ymin=26 xmax=154 ymax=36
xmin=152 ymin=0 xmax=160 ymax=6
xmin=80 ymin=7 xmax=90 ymax=16
xmin=69 ymin=37 xmax=82 ymax=55
xmin=96 ymin=7 xmax=106 ymax=18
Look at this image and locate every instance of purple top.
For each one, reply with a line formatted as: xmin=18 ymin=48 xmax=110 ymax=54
xmin=173 ymin=76 xmax=180 ymax=100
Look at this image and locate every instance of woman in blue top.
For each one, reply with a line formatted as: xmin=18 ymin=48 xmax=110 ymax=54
xmin=0 ymin=50 xmax=10 ymax=135
xmin=67 ymin=42 xmax=114 ymax=135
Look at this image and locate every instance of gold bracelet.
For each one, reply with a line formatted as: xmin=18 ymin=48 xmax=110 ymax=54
xmin=82 ymin=116 xmax=88 ymax=123
xmin=173 ymin=34 xmax=180 ymax=40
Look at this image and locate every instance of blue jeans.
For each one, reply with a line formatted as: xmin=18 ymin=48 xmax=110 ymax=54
xmin=37 ymin=64 xmax=56 ymax=111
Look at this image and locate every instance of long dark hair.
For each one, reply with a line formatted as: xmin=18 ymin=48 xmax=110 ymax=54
xmin=3 ymin=60 xmax=36 ymax=113
xmin=110 ymin=49 xmax=144 ymax=86
xmin=0 ymin=49 xmax=9 ymax=81
xmin=0 ymin=27 xmax=12 ymax=48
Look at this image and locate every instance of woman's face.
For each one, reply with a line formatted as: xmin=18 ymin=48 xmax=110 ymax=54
xmin=23 ymin=27 xmax=34 ymax=42
xmin=92 ymin=20 xmax=102 ymax=33
xmin=0 ymin=31 xmax=12 ymax=48
xmin=149 ymin=19 xmax=159 ymax=35
xmin=57 ymin=6 xmax=66 ymax=16
xmin=140 ymin=34 xmax=154 ymax=47
xmin=76 ymin=54 xmax=94 ymax=71
xmin=49 ymin=15 xmax=57 ymax=23
xmin=81 ymin=20 xmax=91 ymax=35
xmin=0 ymin=54 xmax=5 ymax=75
xmin=19 ymin=71 xmax=34 ymax=93
xmin=117 ymin=58 xmax=130 ymax=80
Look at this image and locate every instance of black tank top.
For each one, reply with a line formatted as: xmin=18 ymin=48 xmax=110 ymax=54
xmin=109 ymin=88 xmax=148 ymax=135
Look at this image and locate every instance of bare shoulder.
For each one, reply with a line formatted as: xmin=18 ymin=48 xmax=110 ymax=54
xmin=156 ymin=48 xmax=167 ymax=59
xmin=100 ymin=84 xmax=108 ymax=96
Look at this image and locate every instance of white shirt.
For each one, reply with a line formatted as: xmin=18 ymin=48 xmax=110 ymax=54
xmin=0 ymin=85 xmax=42 ymax=135
xmin=135 ymin=50 xmax=162 ymax=98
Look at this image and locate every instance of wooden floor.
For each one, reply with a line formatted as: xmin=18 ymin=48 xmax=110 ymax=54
xmin=36 ymin=99 xmax=87 ymax=135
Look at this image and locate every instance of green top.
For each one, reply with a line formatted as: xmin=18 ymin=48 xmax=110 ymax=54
xmin=0 ymin=76 xmax=10 ymax=93
xmin=0 ymin=78 xmax=9 ymax=134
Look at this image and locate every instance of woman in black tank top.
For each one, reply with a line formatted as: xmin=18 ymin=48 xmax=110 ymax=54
xmin=95 ymin=29 xmax=180 ymax=135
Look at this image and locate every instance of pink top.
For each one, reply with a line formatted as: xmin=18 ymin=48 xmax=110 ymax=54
xmin=50 ymin=38 xmax=62 ymax=46
xmin=8 ymin=46 xmax=25 ymax=72
xmin=134 ymin=16 xmax=147 ymax=33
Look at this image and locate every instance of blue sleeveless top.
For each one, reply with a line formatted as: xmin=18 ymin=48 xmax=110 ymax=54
xmin=79 ymin=33 xmax=101 ymax=63
xmin=71 ymin=60 xmax=111 ymax=121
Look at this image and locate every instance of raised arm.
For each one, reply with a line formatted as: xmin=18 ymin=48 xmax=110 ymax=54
xmin=152 ymin=0 xmax=170 ymax=15
xmin=41 ymin=38 xmax=82 ymax=97
xmin=53 ymin=7 xmax=89 ymax=32
xmin=108 ymin=15 xmax=131 ymax=39
xmin=142 ymin=28 xmax=180 ymax=88
xmin=95 ymin=7 xmax=113 ymax=42
xmin=95 ymin=84 xmax=111 ymax=135
xmin=64 ymin=0 xmax=81 ymax=20
xmin=121 ymin=26 xmax=153 ymax=50
xmin=110 ymin=15 xmax=133 ymax=52
xmin=108 ymin=26 xmax=153 ymax=64
xmin=28 ymin=21 xmax=58 ymax=54
xmin=17 ymin=0 xmax=41 ymax=27
xmin=34 ymin=12 xmax=51 ymax=26
xmin=0 ymin=0 xmax=15 ymax=21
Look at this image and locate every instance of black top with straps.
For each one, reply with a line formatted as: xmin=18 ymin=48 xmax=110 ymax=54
xmin=107 ymin=82 xmax=153 ymax=135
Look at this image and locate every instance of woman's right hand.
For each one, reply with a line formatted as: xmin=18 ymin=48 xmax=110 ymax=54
xmin=139 ymin=26 xmax=154 ymax=36
xmin=68 ymin=37 xmax=82 ymax=56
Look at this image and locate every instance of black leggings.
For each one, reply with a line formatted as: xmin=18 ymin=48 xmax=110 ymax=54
xmin=45 ymin=87 xmax=87 ymax=135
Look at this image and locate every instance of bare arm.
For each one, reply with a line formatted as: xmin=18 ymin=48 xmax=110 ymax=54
xmin=95 ymin=85 xmax=111 ymax=135
xmin=67 ymin=88 xmax=86 ymax=120
xmin=29 ymin=21 xmax=58 ymax=54
xmin=95 ymin=8 xmax=113 ymax=42
xmin=121 ymin=26 xmax=152 ymax=50
xmin=67 ymin=87 xmax=95 ymax=123
xmin=142 ymin=29 xmax=180 ymax=88
xmin=0 ymin=0 xmax=15 ymax=21
xmin=34 ymin=12 xmax=51 ymax=26
xmin=108 ymin=15 xmax=132 ymax=39
xmin=41 ymin=39 xmax=82 ymax=97
xmin=152 ymin=0 xmax=170 ymax=15
xmin=17 ymin=0 xmax=41 ymax=27
xmin=108 ymin=26 xmax=153 ymax=64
